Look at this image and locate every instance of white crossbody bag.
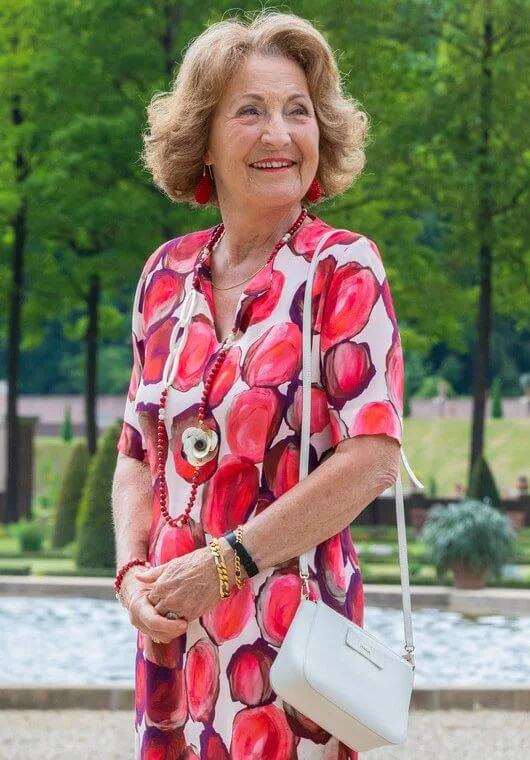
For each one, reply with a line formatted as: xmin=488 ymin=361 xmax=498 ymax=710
xmin=269 ymin=228 xmax=424 ymax=752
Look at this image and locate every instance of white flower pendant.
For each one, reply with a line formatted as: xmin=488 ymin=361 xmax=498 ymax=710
xmin=181 ymin=426 xmax=218 ymax=467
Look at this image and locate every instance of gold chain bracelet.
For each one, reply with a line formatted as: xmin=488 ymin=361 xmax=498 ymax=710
xmin=233 ymin=525 xmax=245 ymax=590
xmin=209 ymin=538 xmax=231 ymax=599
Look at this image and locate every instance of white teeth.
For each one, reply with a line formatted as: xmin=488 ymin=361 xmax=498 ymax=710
xmin=251 ymin=161 xmax=294 ymax=169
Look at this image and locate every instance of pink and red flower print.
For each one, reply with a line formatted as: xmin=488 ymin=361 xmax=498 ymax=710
xmin=226 ymin=639 xmax=276 ymax=706
xmin=320 ymin=261 xmax=380 ymax=351
xmin=144 ymin=659 xmax=187 ymax=729
xmin=286 ymin=383 xmax=329 ymax=435
xmin=143 ymin=269 xmax=186 ymax=334
xmin=349 ymin=400 xmax=402 ymax=440
xmin=322 ymin=341 xmax=376 ymax=406
xmin=201 ymin=455 xmax=259 ymax=536
xmin=172 ymin=315 xmax=218 ymax=392
xmin=226 ymin=388 xmax=283 ymax=462
xmin=315 ymin=533 xmax=347 ymax=606
xmin=158 ymin=518 xmax=206 ymax=565
xmin=185 ymin=638 xmax=220 ymax=723
xmin=143 ymin=317 xmax=178 ymax=385
xmin=257 ymin=570 xmax=319 ymax=647
xmin=199 ymin=727 xmax=230 ymax=759
xmin=164 ymin=229 xmax=214 ymax=274
xmin=386 ymin=331 xmax=404 ymax=416
xmin=201 ymin=581 xmax=255 ymax=645
xmin=239 ymin=270 xmax=284 ymax=331
xmin=230 ymin=704 xmax=297 ymax=760
xmin=204 ymin=346 xmax=242 ymax=408
xmin=242 ymin=323 xmax=302 ymax=387
xmin=140 ymin=725 xmax=187 ymax=758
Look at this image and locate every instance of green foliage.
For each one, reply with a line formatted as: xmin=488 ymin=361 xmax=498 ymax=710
xmin=51 ymin=440 xmax=91 ymax=549
xmin=414 ymin=375 xmax=455 ymax=399
xmin=403 ymin=383 xmax=411 ymax=417
xmin=491 ymin=377 xmax=503 ymax=419
xmin=404 ymin=351 xmax=428 ymax=397
xmin=467 ymin=454 xmax=502 ymax=509
xmin=437 ymin=354 xmax=465 ymax=394
xmin=428 ymin=474 xmax=438 ymax=498
xmin=61 ymin=404 xmax=73 ymax=442
xmin=0 ymin=566 xmax=32 ymax=576
xmin=11 ymin=519 xmax=44 ymax=552
xmin=421 ymin=500 xmax=515 ymax=579
xmin=76 ymin=422 xmax=120 ymax=569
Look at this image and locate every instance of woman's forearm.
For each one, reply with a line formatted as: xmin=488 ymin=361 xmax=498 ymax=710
xmin=112 ymin=453 xmax=153 ymax=569
xmin=219 ymin=436 xmax=398 ymax=582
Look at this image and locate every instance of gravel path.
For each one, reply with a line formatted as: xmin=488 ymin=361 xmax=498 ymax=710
xmin=0 ymin=709 xmax=528 ymax=759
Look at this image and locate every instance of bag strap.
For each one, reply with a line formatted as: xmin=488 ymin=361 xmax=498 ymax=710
xmin=297 ymin=227 xmax=424 ymax=665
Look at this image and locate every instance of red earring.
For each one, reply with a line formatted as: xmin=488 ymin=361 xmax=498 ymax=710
xmin=194 ymin=165 xmax=212 ymax=205
xmin=305 ymin=176 xmax=322 ymax=202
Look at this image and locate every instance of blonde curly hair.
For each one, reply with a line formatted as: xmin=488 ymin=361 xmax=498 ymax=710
xmin=141 ymin=10 xmax=369 ymax=207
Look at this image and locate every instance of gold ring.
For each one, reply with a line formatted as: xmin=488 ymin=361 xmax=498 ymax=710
xmin=152 ymin=637 xmax=162 ymax=644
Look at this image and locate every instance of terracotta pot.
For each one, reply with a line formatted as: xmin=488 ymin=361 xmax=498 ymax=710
xmin=451 ymin=562 xmax=490 ymax=590
xmin=506 ymin=510 xmax=526 ymax=530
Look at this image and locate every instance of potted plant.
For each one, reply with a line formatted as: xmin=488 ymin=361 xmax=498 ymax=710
xmin=420 ymin=499 xmax=515 ymax=589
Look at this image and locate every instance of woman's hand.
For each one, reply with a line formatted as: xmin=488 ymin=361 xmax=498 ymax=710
xmin=135 ymin=546 xmax=222 ymax=623
xmin=120 ymin=571 xmax=188 ymax=644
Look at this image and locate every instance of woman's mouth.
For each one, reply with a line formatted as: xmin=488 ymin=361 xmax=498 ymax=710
xmin=249 ymin=161 xmax=296 ymax=172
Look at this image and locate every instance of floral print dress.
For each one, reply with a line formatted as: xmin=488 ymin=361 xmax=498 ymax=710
xmin=117 ymin=213 xmax=404 ymax=759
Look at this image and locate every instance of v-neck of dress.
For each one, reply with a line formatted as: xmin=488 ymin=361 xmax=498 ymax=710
xmin=193 ymin=213 xmax=324 ymax=345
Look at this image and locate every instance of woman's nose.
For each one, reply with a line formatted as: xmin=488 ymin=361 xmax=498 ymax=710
xmin=260 ymin=115 xmax=292 ymax=145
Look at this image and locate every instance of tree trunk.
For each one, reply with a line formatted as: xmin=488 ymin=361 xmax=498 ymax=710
xmin=468 ymin=9 xmax=494 ymax=485
xmin=4 ymin=93 xmax=29 ymax=525
xmin=5 ymin=197 xmax=27 ymax=524
xmin=85 ymin=273 xmax=100 ymax=455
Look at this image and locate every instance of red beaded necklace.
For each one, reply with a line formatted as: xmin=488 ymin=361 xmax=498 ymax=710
xmin=156 ymin=207 xmax=310 ymax=529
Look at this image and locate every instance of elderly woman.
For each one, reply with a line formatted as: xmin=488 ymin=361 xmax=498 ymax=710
xmin=112 ymin=10 xmax=404 ymax=760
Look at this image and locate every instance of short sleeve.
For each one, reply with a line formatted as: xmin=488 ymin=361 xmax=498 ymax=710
xmin=116 ymin=259 xmax=151 ymax=461
xmin=319 ymin=235 xmax=404 ymax=448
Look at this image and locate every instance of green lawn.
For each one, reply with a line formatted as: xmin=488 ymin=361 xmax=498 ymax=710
xmin=34 ymin=436 xmax=84 ymax=510
xmin=402 ymin=417 xmax=530 ymax=496
xmin=34 ymin=420 xmax=530 ymax=502
xmin=0 ymin=556 xmax=75 ymax=574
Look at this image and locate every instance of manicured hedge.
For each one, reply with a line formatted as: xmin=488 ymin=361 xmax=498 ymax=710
xmin=52 ymin=440 xmax=91 ymax=549
xmin=76 ymin=422 xmax=121 ymax=569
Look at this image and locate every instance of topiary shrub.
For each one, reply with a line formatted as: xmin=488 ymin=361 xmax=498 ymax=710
xmin=12 ymin=519 xmax=44 ymax=552
xmin=428 ymin=474 xmax=438 ymax=498
xmin=51 ymin=440 xmax=91 ymax=549
xmin=421 ymin=500 xmax=515 ymax=581
xmin=61 ymin=404 xmax=73 ymax=442
xmin=467 ymin=453 xmax=501 ymax=509
xmin=491 ymin=377 xmax=503 ymax=419
xmin=76 ymin=422 xmax=121 ymax=569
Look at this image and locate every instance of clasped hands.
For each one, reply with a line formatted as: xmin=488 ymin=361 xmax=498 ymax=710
xmin=126 ymin=545 xmax=222 ymax=644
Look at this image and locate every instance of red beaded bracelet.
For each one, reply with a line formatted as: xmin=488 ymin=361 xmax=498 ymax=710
xmin=114 ymin=558 xmax=151 ymax=596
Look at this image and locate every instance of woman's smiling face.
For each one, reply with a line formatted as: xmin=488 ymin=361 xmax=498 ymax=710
xmin=204 ymin=53 xmax=320 ymax=211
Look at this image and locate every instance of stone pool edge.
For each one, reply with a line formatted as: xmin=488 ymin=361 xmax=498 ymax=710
xmin=2 ymin=576 xmax=530 ymax=617
xmin=1 ymin=685 xmax=530 ymax=711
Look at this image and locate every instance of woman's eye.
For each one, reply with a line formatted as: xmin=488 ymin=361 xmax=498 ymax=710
xmin=239 ymin=105 xmax=308 ymax=116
